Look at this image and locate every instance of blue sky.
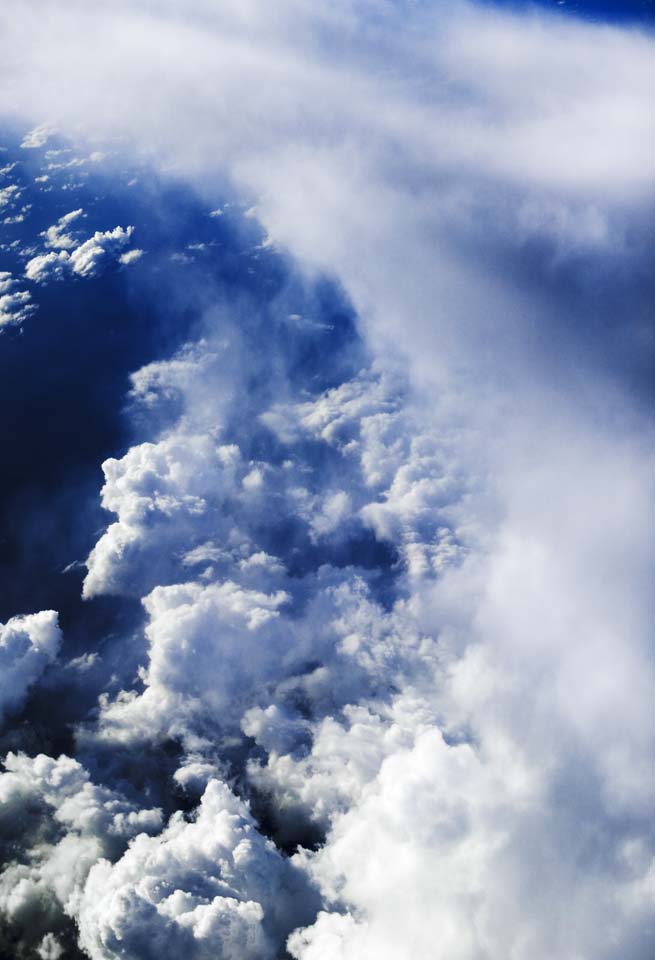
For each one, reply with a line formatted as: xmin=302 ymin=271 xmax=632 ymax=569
xmin=488 ymin=0 xmax=654 ymax=25
xmin=0 ymin=3 xmax=652 ymax=959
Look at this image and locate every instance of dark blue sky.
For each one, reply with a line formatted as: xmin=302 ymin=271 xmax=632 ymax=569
xmin=485 ymin=0 xmax=654 ymax=25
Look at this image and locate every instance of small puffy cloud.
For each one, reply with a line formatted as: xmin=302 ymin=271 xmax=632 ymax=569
xmin=0 ymin=270 xmax=36 ymax=329
xmin=41 ymin=207 xmax=84 ymax=249
xmin=0 ymin=183 xmax=21 ymax=208
xmin=119 ymin=247 xmax=144 ymax=265
xmin=173 ymin=756 xmax=222 ymax=795
xmin=0 ymin=751 xmax=163 ymax=846
xmin=69 ymin=225 xmax=135 ymax=277
xmin=261 ymin=370 xmax=467 ymax=578
xmin=37 ymin=933 xmax=64 ymax=960
xmin=24 ymin=224 xmax=138 ymax=284
xmin=0 ymin=611 xmax=61 ymax=723
xmin=24 ymin=250 xmax=70 ymax=284
xmin=20 ymin=123 xmax=55 ymax=149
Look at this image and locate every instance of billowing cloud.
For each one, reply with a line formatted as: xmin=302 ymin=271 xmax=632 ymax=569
xmin=69 ymin=226 xmax=135 ymax=278
xmin=0 ymin=2 xmax=651 ymax=959
xmin=76 ymin=778 xmax=316 ymax=960
xmin=0 ymin=611 xmax=61 ymax=724
xmin=0 ymin=752 xmax=163 ymax=952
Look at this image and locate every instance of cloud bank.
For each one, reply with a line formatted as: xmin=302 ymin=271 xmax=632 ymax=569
xmin=0 ymin=2 xmax=652 ymax=959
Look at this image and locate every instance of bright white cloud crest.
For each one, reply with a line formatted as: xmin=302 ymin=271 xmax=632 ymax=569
xmin=0 ymin=2 xmax=652 ymax=959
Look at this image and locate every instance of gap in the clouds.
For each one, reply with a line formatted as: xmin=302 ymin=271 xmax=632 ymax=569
xmin=248 ymin=781 xmax=326 ymax=856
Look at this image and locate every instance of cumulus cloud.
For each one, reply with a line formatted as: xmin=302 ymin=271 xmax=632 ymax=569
xmin=0 ymin=611 xmax=61 ymax=723
xmin=76 ymin=778 xmax=315 ymax=960
xmin=0 ymin=183 xmax=22 ymax=210
xmin=82 ymin=434 xmax=245 ymax=598
xmin=0 ymin=752 xmax=163 ymax=951
xmin=287 ymin=714 xmax=653 ymax=960
xmin=42 ymin=207 xmax=84 ymax=249
xmin=0 ymin=2 xmax=652 ymax=959
xmin=25 ymin=225 xmax=138 ymax=283
xmin=69 ymin=225 xmax=135 ymax=277
xmin=20 ymin=123 xmax=55 ymax=149
xmin=24 ymin=250 xmax=71 ymax=284
xmin=90 ymin=579 xmax=291 ymax=746
xmin=0 ymin=270 xmax=36 ymax=329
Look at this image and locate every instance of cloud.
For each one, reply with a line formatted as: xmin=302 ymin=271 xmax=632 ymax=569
xmin=287 ymin=714 xmax=653 ymax=960
xmin=0 ymin=752 xmax=163 ymax=951
xmin=0 ymin=611 xmax=61 ymax=724
xmin=0 ymin=183 xmax=22 ymax=209
xmin=89 ymin=578 xmax=291 ymax=746
xmin=25 ymin=225 xmax=138 ymax=283
xmin=69 ymin=226 xmax=135 ymax=277
xmin=118 ymin=247 xmax=144 ymax=265
xmin=20 ymin=123 xmax=55 ymax=149
xmin=37 ymin=933 xmax=65 ymax=960
xmin=76 ymin=778 xmax=316 ymax=960
xmin=0 ymin=271 xmax=36 ymax=329
xmin=24 ymin=250 xmax=71 ymax=284
xmin=0 ymin=2 xmax=651 ymax=958
xmin=42 ymin=208 xmax=84 ymax=249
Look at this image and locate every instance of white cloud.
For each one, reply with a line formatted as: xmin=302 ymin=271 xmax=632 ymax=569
xmin=42 ymin=207 xmax=84 ymax=249
xmin=24 ymin=250 xmax=70 ymax=284
xmin=0 ymin=752 xmax=163 ymax=950
xmin=0 ymin=270 xmax=36 ymax=329
xmin=287 ymin=714 xmax=653 ymax=960
xmin=0 ymin=611 xmax=61 ymax=723
xmin=0 ymin=183 xmax=21 ymax=214
xmin=20 ymin=123 xmax=55 ymax=149
xmin=0 ymin=3 xmax=652 ymax=958
xmin=76 ymin=778 xmax=315 ymax=960
xmin=70 ymin=225 xmax=134 ymax=277
xmin=89 ymin=578 xmax=290 ymax=746
xmin=82 ymin=434 xmax=244 ymax=598
xmin=37 ymin=933 xmax=65 ymax=960
xmin=25 ymin=224 xmax=138 ymax=283
xmin=119 ymin=246 xmax=144 ymax=265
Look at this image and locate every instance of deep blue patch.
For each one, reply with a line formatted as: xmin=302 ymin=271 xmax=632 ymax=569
xmin=481 ymin=0 xmax=654 ymax=26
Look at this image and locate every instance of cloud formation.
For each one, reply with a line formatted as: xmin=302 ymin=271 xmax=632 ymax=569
xmin=0 ymin=271 xmax=36 ymax=329
xmin=0 ymin=612 xmax=61 ymax=724
xmin=76 ymin=778 xmax=315 ymax=960
xmin=25 ymin=226 xmax=137 ymax=283
xmin=0 ymin=2 xmax=652 ymax=959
